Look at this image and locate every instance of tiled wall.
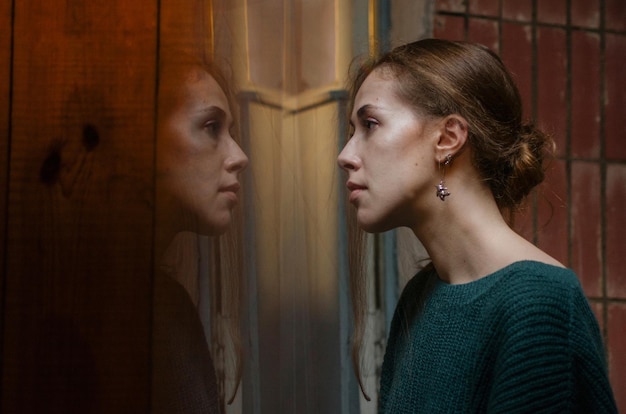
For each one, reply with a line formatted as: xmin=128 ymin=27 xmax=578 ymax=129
xmin=433 ymin=0 xmax=626 ymax=409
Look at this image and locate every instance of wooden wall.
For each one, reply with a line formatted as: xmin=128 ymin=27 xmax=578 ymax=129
xmin=1 ymin=0 xmax=11 ymax=324
xmin=1 ymin=1 xmax=160 ymax=412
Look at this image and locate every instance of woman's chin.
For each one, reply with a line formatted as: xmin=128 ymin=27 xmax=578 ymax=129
xmin=358 ymin=214 xmax=395 ymax=234
xmin=192 ymin=212 xmax=233 ymax=236
xmin=358 ymin=218 xmax=383 ymax=234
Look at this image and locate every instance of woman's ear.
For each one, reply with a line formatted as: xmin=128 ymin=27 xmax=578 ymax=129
xmin=435 ymin=115 xmax=468 ymax=159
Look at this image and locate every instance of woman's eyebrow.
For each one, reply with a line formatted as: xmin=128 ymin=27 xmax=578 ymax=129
xmin=356 ymin=104 xmax=374 ymax=119
xmin=195 ymin=105 xmax=227 ymax=119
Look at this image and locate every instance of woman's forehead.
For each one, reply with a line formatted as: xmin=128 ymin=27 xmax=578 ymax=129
xmin=353 ymin=70 xmax=400 ymax=110
xmin=182 ymin=69 xmax=229 ymax=110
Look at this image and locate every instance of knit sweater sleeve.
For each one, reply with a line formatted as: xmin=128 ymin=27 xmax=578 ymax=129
xmin=487 ymin=275 xmax=617 ymax=413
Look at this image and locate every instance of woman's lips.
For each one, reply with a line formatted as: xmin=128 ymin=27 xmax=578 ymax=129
xmin=346 ymin=181 xmax=366 ymax=203
xmin=220 ymin=183 xmax=240 ymax=193
xmin=220 ymin=183 xmax=241 ymax=203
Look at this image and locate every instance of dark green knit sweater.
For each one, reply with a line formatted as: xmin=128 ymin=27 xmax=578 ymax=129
xmin=379 ymin=261 xmax=617 ymax=413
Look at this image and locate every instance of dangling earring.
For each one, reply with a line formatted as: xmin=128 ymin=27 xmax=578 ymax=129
xmin=436 ymin=154 xmax=452 ymax=201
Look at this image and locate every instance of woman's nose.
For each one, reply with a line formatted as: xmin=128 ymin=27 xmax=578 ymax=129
xmin=337 ymin=145 xmax=359 ymax=172
xmin=226 ymin=142 xmax=249 ymax=173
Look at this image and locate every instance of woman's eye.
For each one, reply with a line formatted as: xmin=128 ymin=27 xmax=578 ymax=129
xmin=363 ymin=119 xmax=378 ymax=130
xmin=204 ymin=121 xmax=221 ymax=136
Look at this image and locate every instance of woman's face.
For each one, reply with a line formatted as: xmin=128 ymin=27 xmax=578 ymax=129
xmin=157 ymin=66 xmax=248 ymax=235
xmin=337 ymin=68 xmax=439 ymax=233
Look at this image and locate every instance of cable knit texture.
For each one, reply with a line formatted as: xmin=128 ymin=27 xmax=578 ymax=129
xmin=379 ymin=261 xmax=617 ymax=413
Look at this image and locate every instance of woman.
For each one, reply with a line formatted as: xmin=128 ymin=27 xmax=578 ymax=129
xmin=152 ymin=55 xmax=248 ymax=414
xmin=337 ymin=39 xmax=617 ymax=413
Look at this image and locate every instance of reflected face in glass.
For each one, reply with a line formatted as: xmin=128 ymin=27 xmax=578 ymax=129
xmin=157 ymin=66 xmax=248 ymax=236
xmin=337 ymin=68 xmax=438 ymax=233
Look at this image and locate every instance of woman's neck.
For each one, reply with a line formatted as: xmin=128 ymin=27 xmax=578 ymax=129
xmin=410 ymin=175 xmax=544 ymax=285
xmin=158 ymin=231 xmax=203 ymax=306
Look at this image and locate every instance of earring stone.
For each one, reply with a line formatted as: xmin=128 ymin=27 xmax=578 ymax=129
xmin=436 ymin=182 xmax=450 ymax=201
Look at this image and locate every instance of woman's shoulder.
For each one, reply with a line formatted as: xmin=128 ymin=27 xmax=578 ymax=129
xmin=498 ymin=260 xmax=577 ymax=282
xmin=397 ymin=260 xmax=590 ymax=321
xmin=410 ymin=261 xmax=581 ymax=302
xmin=495 ymin=260 xmax=582 ymax=294
xmin=490 ymin=261 xmax=595 ymax=326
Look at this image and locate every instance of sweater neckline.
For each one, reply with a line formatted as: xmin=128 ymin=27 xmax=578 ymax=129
xmin=430 ymin=260 xmax=567 ymax=305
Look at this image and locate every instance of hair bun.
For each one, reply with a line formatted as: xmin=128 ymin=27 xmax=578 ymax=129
xmin=505 ymin=123 xmax=555 ymax=207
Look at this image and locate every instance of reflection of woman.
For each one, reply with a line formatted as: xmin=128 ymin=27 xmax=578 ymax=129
xmin=152 ymin=57 xmax=248 ymax=414
xmin=338 ymin=39 xmax=617 ymax=412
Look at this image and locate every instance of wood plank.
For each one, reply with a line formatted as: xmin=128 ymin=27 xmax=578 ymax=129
xmin=2 ymin=1 xmax=158 ymax=412
xmin=159 ymin=0 xmax=214 ymax=60
xmin=0 ymin=0 xmax=12 ymax=346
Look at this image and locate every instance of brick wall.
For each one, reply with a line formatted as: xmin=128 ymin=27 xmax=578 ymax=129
xmin=433 ymin=0 xmax=626 ymax=409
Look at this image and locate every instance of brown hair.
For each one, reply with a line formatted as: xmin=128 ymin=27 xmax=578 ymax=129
xmin=345 ymin=38 xmax=555 ymax=394
xmin=211 ymin=206 xmax=244 ymax=406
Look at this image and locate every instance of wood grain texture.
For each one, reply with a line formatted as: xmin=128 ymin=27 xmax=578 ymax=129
xmin=0 ymin=0 xmax=11 ymax=342
xmin=2 ymin=1 xmax=158 ymax=412
xmin=159 ymin=0 xmax=214 ymax=60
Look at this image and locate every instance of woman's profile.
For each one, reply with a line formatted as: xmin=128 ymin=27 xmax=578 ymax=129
xmin=338 ymin=38 xmax=617 ymax=413
xmin=151 ymin=54 xmax=248 ymax=414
